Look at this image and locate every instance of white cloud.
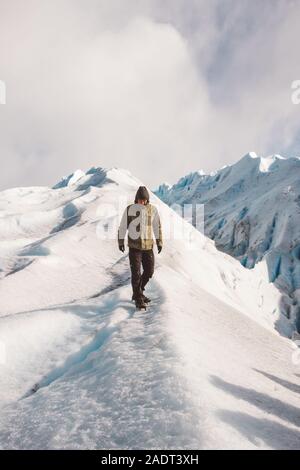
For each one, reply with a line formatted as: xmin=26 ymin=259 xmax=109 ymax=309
xmin=0 ymin=0 xmax=299 ymax=189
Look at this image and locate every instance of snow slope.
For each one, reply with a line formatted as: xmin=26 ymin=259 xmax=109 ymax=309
xmin=0 ymin=166 xmax=299 ymax=449
xmin=155 ymin=153 xmax=300 ymax=334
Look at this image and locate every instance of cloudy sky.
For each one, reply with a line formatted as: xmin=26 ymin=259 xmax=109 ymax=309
xmin=0 ymin=0 xmax=299 ymax=189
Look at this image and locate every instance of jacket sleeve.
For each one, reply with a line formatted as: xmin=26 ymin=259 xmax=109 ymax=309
xmin=118 ymin=206 xmax=128 ymax=247
xmin=153 ymin=206 xmax=163 ymax=248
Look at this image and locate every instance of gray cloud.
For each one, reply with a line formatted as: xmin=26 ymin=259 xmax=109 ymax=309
xmin=0 ymin=0 xmax=299 ymax=189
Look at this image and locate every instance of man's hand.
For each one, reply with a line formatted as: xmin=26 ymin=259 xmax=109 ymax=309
xmin=157 ymin=245 xmax=162 ymax=254
xmin=119 ymin=244 xmax=125 ymax=253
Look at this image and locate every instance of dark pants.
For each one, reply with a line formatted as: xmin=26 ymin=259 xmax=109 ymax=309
xmin=129 ymin=248 xmax=155 ymax=299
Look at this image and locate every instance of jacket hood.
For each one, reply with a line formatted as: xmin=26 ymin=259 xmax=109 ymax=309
xmin=134 ymin=186 xmax=150 ymax=204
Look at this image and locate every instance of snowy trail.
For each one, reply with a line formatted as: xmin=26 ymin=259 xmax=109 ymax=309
xmin=0 ymin=264 xmax=299 ymax=449
xmin=0 ymin=279 xmax=204 ymax=449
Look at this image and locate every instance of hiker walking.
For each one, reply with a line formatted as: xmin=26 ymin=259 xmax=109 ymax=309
xmin=118 ymin=186 xmax=163 ymax=309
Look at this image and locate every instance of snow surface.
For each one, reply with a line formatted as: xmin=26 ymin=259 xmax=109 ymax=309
xmin=155 ymin=153 xmax=300 ymax=333
xmin=0 ymin=166 xmax=299 ymax=449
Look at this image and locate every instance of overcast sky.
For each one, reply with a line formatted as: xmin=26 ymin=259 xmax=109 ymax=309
xmin=0 ymin=0 xmax=299 ymax=189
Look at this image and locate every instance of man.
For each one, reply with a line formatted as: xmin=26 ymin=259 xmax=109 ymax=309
xmin=118 ymin=186 xmax=163 ymax=309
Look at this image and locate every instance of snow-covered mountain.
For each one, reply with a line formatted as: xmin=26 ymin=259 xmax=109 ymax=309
xmin=155 ymin=153 xmax=300 ymax=334
xmin=0 ymin=166 xmax=299 ymax=449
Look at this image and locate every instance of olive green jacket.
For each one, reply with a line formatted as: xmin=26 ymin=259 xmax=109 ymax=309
xmin=118 ymin=203 xmax=163 ymax=251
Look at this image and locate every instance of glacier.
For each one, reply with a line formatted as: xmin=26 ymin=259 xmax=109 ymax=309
xmin=155 ymin=152 xmax=300 ymax=334
xmin=0 ymin=166 xmax=299 ymax=449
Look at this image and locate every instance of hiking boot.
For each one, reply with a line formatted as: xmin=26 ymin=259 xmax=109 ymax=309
xmin=132 ymin=293 xmax=151 ymax=303
xmin=135 ymin=297 xmax=147 ymax=310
